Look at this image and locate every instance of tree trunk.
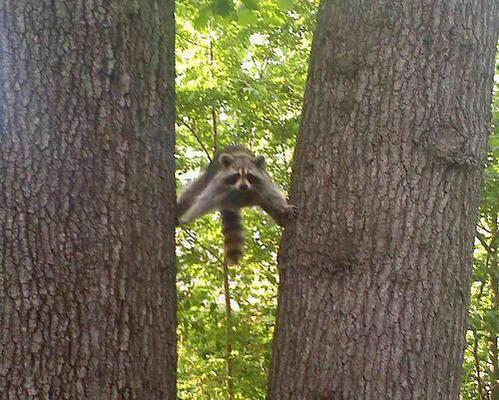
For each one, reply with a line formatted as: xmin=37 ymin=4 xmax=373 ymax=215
xmin=0 ymin=1 xmax=176 ymax=399
xmin=268 ymin=1 xmax=497 ymax=399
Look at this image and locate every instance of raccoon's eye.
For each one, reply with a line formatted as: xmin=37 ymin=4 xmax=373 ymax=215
xmin=247 ymin=173 xmax=261 ymax=185
xmin=224 ymin=173 xmax=240 ymax=185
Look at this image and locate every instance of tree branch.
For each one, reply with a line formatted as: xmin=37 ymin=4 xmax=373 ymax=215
xmin=223 ymin=259 xmax=235 ymax=400
xmin=181 ymin=227 xmax=223 ymax=264
xmin=208 ymin=37 xmax=219 ymax=155
xmin=470 ymin=325 xmax=485 ymax=400
xmin=475 ymin=230 xmax=492 ymax=253
xmin=176 ymin=32 xmax=209 ymax=49
xmin=180 ymin=225 xmax=235 ymax=399
xmin=211 ymin=108 xmax=218 ymax=155
xmin=177 ymin=119 xmax=213 ymax=162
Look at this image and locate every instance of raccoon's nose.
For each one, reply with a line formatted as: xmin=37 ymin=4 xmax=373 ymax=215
xmin=239 ymin=183 xmax=248 ymax=191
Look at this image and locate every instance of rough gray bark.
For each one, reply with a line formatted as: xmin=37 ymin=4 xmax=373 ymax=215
xmin=268 ymin=1 xmax=497 ymax=399
xmin=0 ymin=1 xmax=176 ymax=399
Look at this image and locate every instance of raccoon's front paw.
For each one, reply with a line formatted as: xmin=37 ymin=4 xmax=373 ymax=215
xmin=285 ymin=204 xmax=298 ymax=219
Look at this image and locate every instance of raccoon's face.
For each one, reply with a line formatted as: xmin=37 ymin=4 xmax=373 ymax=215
xmin=219 ymin=153 xmax=265 ymax=192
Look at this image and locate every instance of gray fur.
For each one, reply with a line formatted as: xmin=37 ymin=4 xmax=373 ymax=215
xmin=176 ymin=144 xmax=298 ymax=262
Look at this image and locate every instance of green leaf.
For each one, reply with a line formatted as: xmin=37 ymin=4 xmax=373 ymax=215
xmin=489 ymin=131 xmax=499 ymax=150
xmin=212 ymin=0 xmax=235 ymax=16
xmin=237 ymin=7 xmax=258 ymax=25
xmin=267 ymin=11 xmax=286 ymax=25
xmin=276 ymin=0 xmax=293 ymax=10
xmin=242 ymin=0 xmax=260 ymax=10
xmin=194 ymin=6 xmax=212 ymax=29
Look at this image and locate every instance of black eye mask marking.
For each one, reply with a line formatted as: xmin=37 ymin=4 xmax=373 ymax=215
xmin=247 ymin=173 xmax=261 ymax=185
xmin=224 ymin=173 xmax=240 ymax=185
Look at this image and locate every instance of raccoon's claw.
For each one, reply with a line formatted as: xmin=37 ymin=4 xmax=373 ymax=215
xmin=280 ymin=205 xmax=298 ymax=226
xmin=285 ymin=204 xmax=298 ymax=219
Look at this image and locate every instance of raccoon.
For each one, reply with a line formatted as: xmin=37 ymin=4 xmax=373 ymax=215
xmin=177 ymin=145 xmax=298 ymax=264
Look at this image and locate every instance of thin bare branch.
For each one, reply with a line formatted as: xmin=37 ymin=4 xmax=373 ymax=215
xmin=176 ymin=32 xmax=209 ymax=49
xmin=223 ymin=259 xmax=234 ymax=400
xmin=177 ymin=118 xmax=213 ymax=162
xmin=470 ymin=325 xmax=485 ymax=400
xmin=180 ymin=225 xmax=235 ymax=400
xmin=181 ymin=227 xmax=223 ymax=264
xmin=476 ymin=230 xmax=492 ymax=253
xmin=211 ymin=108 xmax=218 ymax=154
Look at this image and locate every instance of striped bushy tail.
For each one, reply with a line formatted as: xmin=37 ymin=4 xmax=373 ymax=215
xmin=221 ymin=209 xmax=244 ymax=265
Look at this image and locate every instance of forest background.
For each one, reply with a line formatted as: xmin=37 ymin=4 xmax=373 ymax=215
xmin=175 ymin=0 xmax=498 ymax=399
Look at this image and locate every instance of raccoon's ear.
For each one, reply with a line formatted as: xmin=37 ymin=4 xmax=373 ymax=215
xmin=220 ymin=153 xmax=235 ymax=168
xmin=253 ymin=155 xmax=265 ymax=168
